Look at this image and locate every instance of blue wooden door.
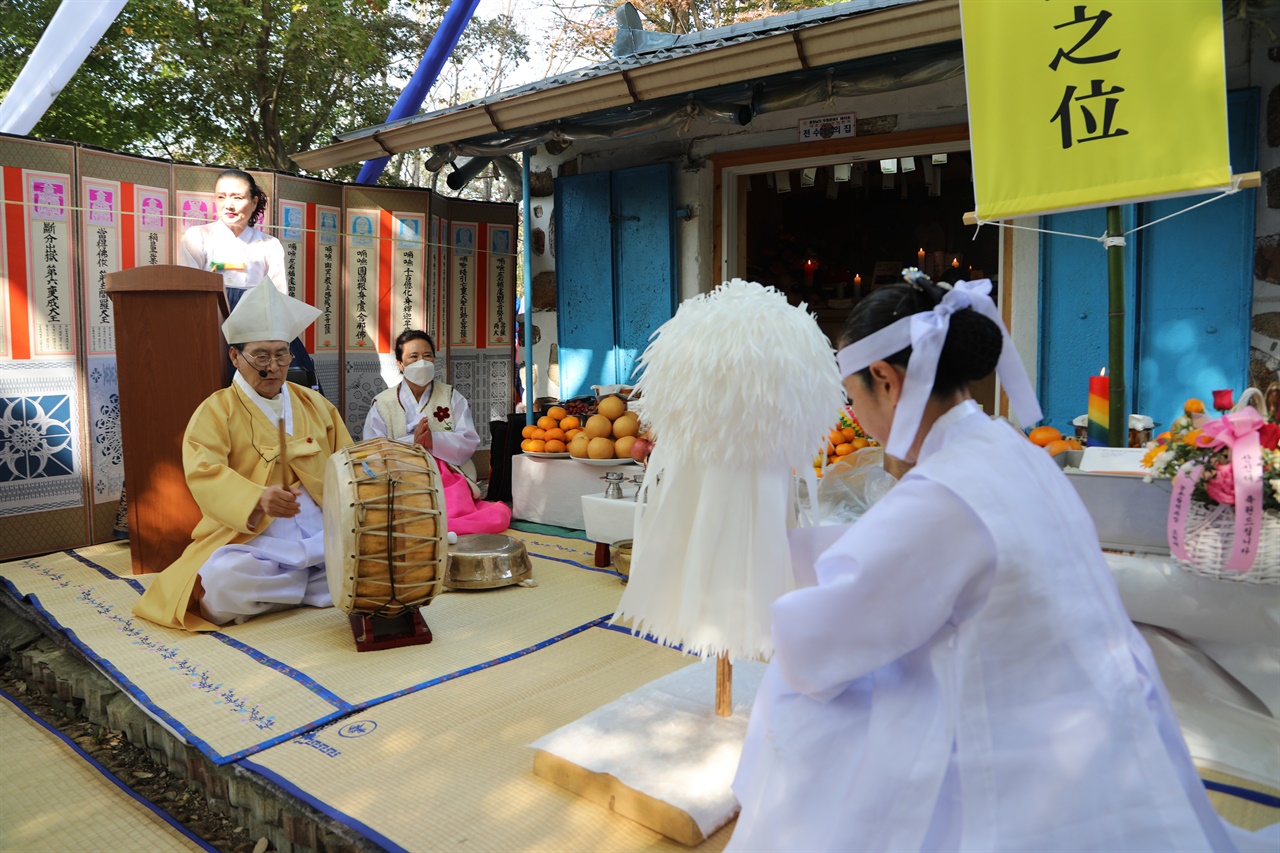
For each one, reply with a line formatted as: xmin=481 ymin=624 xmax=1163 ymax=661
xmin=1038 ymin=89 xmax=1257 ymax=433
xmin=554 ymin=171 xmax=615 ymax=397
xmin=612 ymin=163 xmax=677 ymax=385
xmin=1134 ymin=89 xmax=1258 ymax=428
xmin=555 ymin=163 xmax=678 ymax=398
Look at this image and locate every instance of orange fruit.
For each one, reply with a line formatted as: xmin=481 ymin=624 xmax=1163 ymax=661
xmin=544 ymin=427 xmax=566 ymax=442
xmin=537 ymin=415 xmax=557 ymax=430
xmin=1065 ymin=439 xmax=1083 ymax=450
xmin=841 ymin=427 xmax=856 ymax=441
xmin=612 ymin=413 xmax=639 ymax=438
xmin=829 ymin=429 xmax=844 ymax=446
xmin=520 ymin=439 xmax=533 ymax=452
xmin=1028 ymin=426 xmax=1063 ymax=447
xmin=521 ymin=424 xmax=537 ymax=439
xmin=527 ymin=439 xmax=546 ymax=453
xmin=544 ymin=439 xmax=566 ymax=453
xmin=559 ymin=416 xmax=580 ymax=431
xmin=835 ymin=443 xmax=854 ymax=456
xmin=587 ymin=436 xmax=615 ymax=459
xmin=547 ymin=406 xmax=567 ymax=421
xmin=1045 ymin=439 xmax=1072 ymax=457
xmin=598 ymin=395 xmax=627 ymax=421
xmin=565 ymin=428 xmax=581 ymax=441
xmin=532 ymin=428 xmax=546 ymax=440
xmin=585 ymin=414 xmax=613 ymax=439
xmin=849 ymin=437 xmax=869 ymax=450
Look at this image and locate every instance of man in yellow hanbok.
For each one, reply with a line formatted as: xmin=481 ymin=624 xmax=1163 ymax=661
xmin=134 ymin=283 xmax=352 ymax=631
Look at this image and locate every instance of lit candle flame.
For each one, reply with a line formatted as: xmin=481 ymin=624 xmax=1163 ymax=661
xmin=1100 ymin=367 xmax=1107 ymax=377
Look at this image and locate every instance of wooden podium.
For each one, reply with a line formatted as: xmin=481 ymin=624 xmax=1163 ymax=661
xmin=105 ymin=266 xmax=230 ymax=575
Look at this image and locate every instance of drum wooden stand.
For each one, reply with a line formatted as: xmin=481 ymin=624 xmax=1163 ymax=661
xmin=348 ymin=611 xmax=433 ymax=653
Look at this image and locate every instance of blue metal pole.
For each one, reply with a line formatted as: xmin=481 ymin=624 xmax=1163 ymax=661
xmin=522 ymin=148 xmax=535 ymax=425
xmin=356 ymin=0 xmax=482 ymax=184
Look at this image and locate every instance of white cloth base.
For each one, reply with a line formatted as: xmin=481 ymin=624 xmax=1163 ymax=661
xmin=1107 ymin=552 xmax=1280 ymax=717
xmin=1138 ymin=624 xmax=1280 ymax=789
xmin=530 ymin=658 xmax=765 ymax=838
xmin=198 ymin=489 xmax=332 ymax=625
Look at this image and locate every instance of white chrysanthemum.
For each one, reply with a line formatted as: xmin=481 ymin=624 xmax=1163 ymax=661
xmin=616 ymin=279 xmax=846 ymax=662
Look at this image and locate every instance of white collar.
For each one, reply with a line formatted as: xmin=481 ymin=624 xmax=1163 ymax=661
xmin=399 ymin=379 xmax=433 ymax=413
xmin=234 ymin=371 xmax=293 ymax=434
xmin=213 ymin=219 xmax=257 ymax=245
xmin=916 ymin=399 xmax=983 ymax=462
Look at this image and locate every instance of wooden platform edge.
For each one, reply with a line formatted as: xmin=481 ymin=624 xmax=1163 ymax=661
xmin=532 ymin=748 xmax=712 ymax=847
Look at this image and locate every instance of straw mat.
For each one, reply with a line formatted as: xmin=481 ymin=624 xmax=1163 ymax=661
xmin=1200 ymin=767 xmax=1280 ymax=832
xmin=0 ymin=531 xmax=625 ymax=764
xmin=0 ymin=689 xmax=210 ymax=853
xmin=242 ymin=626 xmax=732 ymax=853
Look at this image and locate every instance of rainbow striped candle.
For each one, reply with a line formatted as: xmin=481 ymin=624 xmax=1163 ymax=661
xmin=1087 ymin=369 xmax=1110 ymax=446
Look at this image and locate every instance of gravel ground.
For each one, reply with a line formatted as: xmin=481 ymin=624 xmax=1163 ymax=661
xmin=0 ymin=654 xmax=267 ymax=853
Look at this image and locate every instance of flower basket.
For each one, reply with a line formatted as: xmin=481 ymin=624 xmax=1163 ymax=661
xmin=1175 ymin=502 xmax=1280 ymax=585
xmin=1145 ymin=386 xmax=1280 ymax=585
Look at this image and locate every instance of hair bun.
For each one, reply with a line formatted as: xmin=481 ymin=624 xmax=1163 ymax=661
xmin=941 ymin=309 xmax=1002 ymax=382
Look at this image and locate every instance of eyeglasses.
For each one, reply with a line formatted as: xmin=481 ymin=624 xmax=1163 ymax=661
xmin=241 ymin=351 xmax=292 ymax=368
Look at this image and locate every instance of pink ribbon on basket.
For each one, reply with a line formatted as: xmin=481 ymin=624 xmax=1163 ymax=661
xmin=1168 ymin=406 xmax=1267 ymax=572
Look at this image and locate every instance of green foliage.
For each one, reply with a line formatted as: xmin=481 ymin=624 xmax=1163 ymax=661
xmin=0 ymin=0 xmax=527 ymax=179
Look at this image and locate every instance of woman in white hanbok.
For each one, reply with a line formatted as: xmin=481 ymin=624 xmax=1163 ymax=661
xmin=728 ymin=276 xmax=1248 ymax=852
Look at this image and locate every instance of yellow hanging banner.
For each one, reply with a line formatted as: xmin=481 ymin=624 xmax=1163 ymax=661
xmin=961 ymin=0 xmax=1231 ymax=220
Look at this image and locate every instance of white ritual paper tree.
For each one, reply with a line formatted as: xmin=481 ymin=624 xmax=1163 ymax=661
xmin=614 ymin=279 xmax=844 ymax=714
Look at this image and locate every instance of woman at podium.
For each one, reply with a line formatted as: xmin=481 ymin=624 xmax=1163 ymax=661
xmin=178 ymin=169 xmax=318 ymax=388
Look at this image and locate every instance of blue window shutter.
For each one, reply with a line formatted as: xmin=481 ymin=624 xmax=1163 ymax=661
xmin=611 ymin=163 xmax=677 ymax=385
xmin=1133 ymin=88 xmax=1258 ymax=429
xmin=554 ymin=171 xmax=616 ymax=398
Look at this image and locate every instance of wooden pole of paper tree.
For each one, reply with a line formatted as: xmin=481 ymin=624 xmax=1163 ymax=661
xmin=716 ymin=655 xmax=732 ymax=717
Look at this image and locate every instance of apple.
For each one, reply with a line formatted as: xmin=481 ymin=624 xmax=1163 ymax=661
xmin=630 ymin=436 xmax=654 ymax=464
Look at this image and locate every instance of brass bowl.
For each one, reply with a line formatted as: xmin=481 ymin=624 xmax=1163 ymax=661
xmin=611 ymin=540 xmax=633 ymax=584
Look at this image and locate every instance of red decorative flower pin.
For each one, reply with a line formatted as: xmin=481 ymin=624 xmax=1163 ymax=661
xmin=434 ymin=406 xmax=450 ymax=422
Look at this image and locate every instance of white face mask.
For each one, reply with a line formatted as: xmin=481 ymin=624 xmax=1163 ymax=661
xmin=403 ymin=359 xmax=435 ymax=386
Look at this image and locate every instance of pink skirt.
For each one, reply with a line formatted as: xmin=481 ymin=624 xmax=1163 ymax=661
xmin=436 ymin=457 xmax=512 ymax=535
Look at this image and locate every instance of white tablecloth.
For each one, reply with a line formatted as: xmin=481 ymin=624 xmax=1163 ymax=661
xmin=511 ymin=455 xmax=639 ymax=529
xmin=582 ymin=490 xmax=642 ymax=544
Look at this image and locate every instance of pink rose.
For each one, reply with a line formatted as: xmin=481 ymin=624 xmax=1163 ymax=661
xmin=1204 ymin=462 xmax=1235 ymax=505
xmin=1212 ymin=389 xmax=1234 ymax=411
xmin=1260 ymin=423 xmax=1279 ymax=451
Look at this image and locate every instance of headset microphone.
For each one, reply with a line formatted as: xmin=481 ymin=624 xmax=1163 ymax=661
xmin=258 ymin=369 xmax=268 ymax=378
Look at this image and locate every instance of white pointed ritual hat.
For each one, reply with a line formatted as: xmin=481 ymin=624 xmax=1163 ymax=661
xmin=221 ymin=283 xmax=319 ymax=344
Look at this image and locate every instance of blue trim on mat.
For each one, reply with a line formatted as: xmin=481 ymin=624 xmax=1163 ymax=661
xmin=2 ymin=580 xmax=225 ymax=760
xmin=349 ymin=614 xmax=614 ymax=710
xmin=210 ymin=633 xmax=351 ymax=711
xmin=0 ymin=686 xmax=220 ymax=853
xmin=25 ymin=552 xmax=355 ymax=716
xmin=1203 ymin=779 xmax=1280 ymax=809
xmin=594 ymin=621 xmax=685 ymax=653
xmin=238 ymin=757 xmax=412 ymax=853
xmin=62 ymin=550 xmax=146 ymax=594
xmin=526 ymin=549 xmax=620 ymax=576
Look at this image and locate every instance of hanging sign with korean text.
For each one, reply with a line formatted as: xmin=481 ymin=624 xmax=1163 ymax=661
xmin=961 ymin=0 xmax=1230 ymax=220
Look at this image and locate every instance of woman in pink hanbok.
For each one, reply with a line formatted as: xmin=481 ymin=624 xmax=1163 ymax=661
xmin=363 ymin=330 xmax=510 ymax=535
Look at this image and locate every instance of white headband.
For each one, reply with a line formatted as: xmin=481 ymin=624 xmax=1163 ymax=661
xmin=836 ymin=278 xmax=1042 ymax=459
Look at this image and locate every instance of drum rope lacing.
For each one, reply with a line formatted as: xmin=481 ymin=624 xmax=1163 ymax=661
xmin=347 ymin=452 xmax=448 ymax=616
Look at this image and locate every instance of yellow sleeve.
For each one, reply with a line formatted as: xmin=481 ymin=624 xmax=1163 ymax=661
xmin=182 ymin=397 xmax=266 ymax=535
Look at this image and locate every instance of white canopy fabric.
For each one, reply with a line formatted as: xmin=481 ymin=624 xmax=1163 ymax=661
xmin=0 ymin=0 xmax=127 ymax=135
